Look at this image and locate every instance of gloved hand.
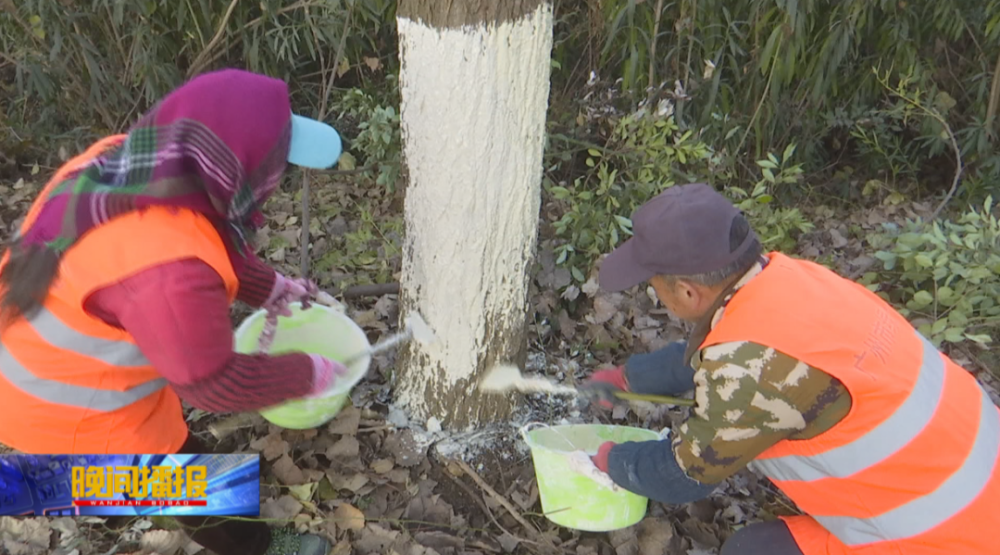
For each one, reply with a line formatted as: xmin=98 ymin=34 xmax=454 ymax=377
xmin=577 ymin=366 xmax=629 ymax=409
xmin=264 ymin=272 xmax=319 ymax=317
xmin=567 ymin=448 xmax=620 ymax=492
xmin=591 ymin=441 xmax=615 ymax=474
xmin=305 ymin=354 xmax=351 ymax=399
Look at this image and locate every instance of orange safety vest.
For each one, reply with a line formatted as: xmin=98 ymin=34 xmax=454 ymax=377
xmin=700 ymin=252 xmax=1000 ymax=555
xmin=0 ymin=136 xmax=239 ymax=454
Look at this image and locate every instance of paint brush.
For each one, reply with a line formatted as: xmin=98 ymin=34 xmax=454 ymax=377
xmin=339 ymin=312 xmax=437 ymax=367
xmin=479 ymin=364 xmax=695 ymax=406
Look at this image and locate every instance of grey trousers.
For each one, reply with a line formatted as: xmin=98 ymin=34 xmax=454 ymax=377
xmin=720 ymin=521 xmax=805 ymax=555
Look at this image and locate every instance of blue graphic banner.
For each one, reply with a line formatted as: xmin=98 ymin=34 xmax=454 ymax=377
xmin=0 ymin=453 xmax=260 ymax=516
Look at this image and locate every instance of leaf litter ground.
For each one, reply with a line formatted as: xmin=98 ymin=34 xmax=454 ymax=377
xmin=0 ymin=170 xmax=997 ymax=555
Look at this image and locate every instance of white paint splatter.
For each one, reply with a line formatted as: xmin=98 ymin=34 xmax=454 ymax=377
xmin=479 ymin=364 xmax=579 ymax=395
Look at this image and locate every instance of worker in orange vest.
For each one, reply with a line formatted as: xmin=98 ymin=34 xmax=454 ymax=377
xmin=0 ymin=70 xmax=348 ymax=555
xmin=580 ymin=183 xmax=1000 ymax=554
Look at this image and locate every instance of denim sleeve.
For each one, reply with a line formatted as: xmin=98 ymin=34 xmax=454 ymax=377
xmin=605 ymin=438 xmax=718 ymax=505
xmin=624 ymin=340 xmax=696 ymax=395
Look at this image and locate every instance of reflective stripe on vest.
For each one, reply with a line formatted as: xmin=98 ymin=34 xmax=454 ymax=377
xmin=750 ymin=330 xmax=1000 ymax=546
xmin=816 ymin=388 xmax=999 ymax=546
xmin=753 ymin=333 xmax=945 ymax=482
xmin=0 ymin=307 xmax=165 ymax=411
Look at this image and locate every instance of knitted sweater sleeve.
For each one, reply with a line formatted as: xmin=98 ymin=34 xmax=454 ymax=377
xmin=84 ymin=258 xmax=315 ymax=412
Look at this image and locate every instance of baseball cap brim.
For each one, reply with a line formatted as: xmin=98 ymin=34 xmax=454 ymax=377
xmin=288 ymin=114 xmax=343 ymax=169
xmin=598 ymin=238 xmax=656 ymax=292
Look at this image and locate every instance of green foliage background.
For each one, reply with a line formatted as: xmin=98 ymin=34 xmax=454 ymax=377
xmin=1 ymin=0 xmax=998 ymax=349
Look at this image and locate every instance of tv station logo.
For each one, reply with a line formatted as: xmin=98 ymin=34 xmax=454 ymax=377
xmin=0 ymin=454 xmax=260 ymax=516
xmin=71 ymin=464 xmax=208 ymax=507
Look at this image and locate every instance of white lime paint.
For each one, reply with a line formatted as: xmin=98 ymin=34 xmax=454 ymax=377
xmin=480 ymin=364 xmax=579 ymax=396
xmin=395 ymin=3 xmax=554 ymax=427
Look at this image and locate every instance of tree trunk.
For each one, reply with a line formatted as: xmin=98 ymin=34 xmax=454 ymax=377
xmin=394 ymin=0 xmax=553 ymax=429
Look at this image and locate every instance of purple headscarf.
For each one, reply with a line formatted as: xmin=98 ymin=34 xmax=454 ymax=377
xmin=19 ymin=69 xmax=295 ymax=265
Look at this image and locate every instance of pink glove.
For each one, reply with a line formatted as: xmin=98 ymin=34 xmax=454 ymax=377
xmin=264 ymin=272 xmax=319 ymax=317
xmin=305 ymin=354 xmax=351 ymax=398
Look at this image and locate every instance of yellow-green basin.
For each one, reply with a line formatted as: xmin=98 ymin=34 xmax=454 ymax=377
xmin=522 ymin=424 xmax=660 ymax=532
xmin=233 ymin=302 xmax=371 ymax=429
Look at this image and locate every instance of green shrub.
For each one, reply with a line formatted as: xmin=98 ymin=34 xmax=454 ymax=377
xmin=1 ymin=0 xmax=395 ymax=155
xmin=546 ymin=109 xmax=813 ymax=284
xmin=725 ymin=144 xmax=814 ymax=253
xmin=556 ymin=0 xmax=1000 ymax=202
xmin=547 ymin=111 xmax=712 ymax=282
xmin=862 ymin=197 xmax=1000 ymax=347
xmin=337 ymin=84 xmax=402 ymax=192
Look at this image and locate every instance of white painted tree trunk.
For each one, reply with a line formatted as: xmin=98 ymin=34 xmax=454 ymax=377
xmin=394 ymin=2 xmax=554 ymax=429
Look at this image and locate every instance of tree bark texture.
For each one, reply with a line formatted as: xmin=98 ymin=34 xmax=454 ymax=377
xmin=394 ymin=0 xmax=554 ymax=429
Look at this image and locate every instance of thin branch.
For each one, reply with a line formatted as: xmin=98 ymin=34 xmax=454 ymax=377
xmin=187 ymin=0 xmax=242 ymax=78
xmin=735 ymin=35 xmax=782 ymax=161
xmin=874 ymin=69 xmax=964 ymax=221
xmin=448 ymin=458 xmax=558 ymax=553
xmin=338 ymin=283 xmax=400 ymax=298
xmin=647 ymin=0 xmax=665 ymax=96
xmin=320 ymin=2 xmax=355 ymax=121
xmin=300 ymin=171 xmax=311 ymax=277
xmin=986 ymin=49 xmax=1000 ymax=138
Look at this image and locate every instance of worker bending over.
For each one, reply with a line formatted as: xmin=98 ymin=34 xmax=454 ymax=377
xmin=582 ymin=183 xmax=1000 ymax=555
xmin=0 ymin=69 xmax=348 ymax=555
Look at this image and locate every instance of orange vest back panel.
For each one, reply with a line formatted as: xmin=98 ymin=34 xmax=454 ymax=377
xmin=0 ymin=137 xmax=239 ymax=454
xmin=701 ymin=253 xmax=1000 ymax=555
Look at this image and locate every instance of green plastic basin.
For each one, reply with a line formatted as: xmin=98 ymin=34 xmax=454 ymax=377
xmin=522 ymin=424 xmax=660 ymax=532
xmin=233 ymin=302 xmax=371 ymax=429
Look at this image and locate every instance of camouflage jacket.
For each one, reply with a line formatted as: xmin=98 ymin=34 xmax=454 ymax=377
xmin=627 ymin=257 xmax=853 ymax=485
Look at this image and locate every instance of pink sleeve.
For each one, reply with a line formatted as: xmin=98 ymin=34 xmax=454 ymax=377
xmin=84 ymin=259 xmax=316 ymax=412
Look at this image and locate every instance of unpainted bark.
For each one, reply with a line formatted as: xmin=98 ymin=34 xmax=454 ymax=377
xmin=397 ymin=0 xmax=545 ymax=29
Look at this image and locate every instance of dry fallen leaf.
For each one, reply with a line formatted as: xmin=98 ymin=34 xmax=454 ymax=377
xmin=608 ymin=527 xmax=639 ymax=555
xmin=371 ymin=458 xmax=394 ymax=474
xmin=328 ymin=406 xmax=361 ymax=435
xmin=260 ymin=496 xmax=303 ymax=522
xmin=404 ymin=494 xmax=453 ymax=526
xmin=0 ymin=518 xmax=51 ymax=551
xmin=287 ymin=483 xmax=317 ymax=504
xmin=353 ymin=524 xmax=399 ymax=555
xmin=387 ymin=468 xmax=410 ymax=484
xmin=678 ymin=518 xmax=722 ymax=549
xmin=636 ymin=518 xmax=682 ymax=555
xmin=140 ymin=529 xmax=187 ymax=555
xmin=334 ymin=503 xmax=366 ymax=532
xmin=582 ymin=275 xmax=600 ymax=297
xmin=250 ymin=432 xmax=290 ymax=461
xmin=586 ymin=294 xmax=620 ymax=325
xmin=272 ymin=454 xmax=307 ymax=486
xmin=498 ymin=532 xmax=521 ymax=553
xmin=327 ymin=471 xmax=370 ymax=493
xmin=558 ymin=309 xmax=576 ymax=340
xmin=327 ymin=436 xmax=361 ymax=460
